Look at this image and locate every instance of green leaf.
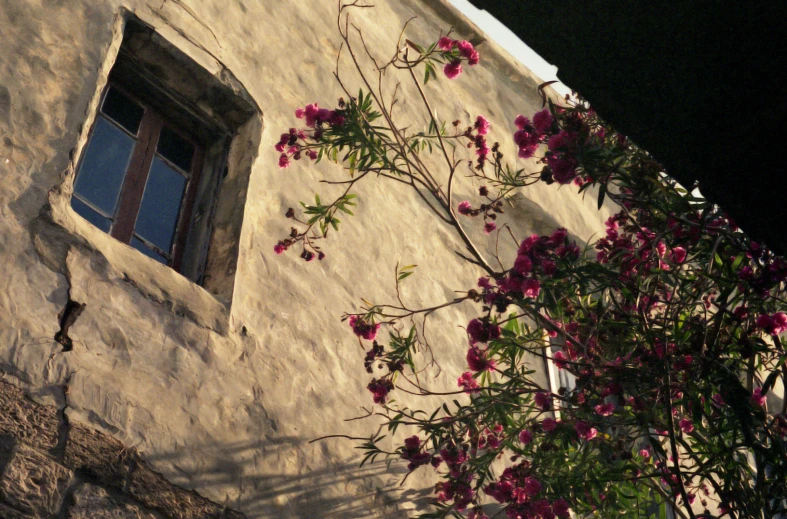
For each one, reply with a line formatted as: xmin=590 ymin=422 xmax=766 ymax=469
xmin=598 ymin=183 xmax=607 ymax=210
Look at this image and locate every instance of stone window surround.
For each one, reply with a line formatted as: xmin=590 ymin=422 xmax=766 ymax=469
xmin=36 ymin=10 xmax=262 ymax=334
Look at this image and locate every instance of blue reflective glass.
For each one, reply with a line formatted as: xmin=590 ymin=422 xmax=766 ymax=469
xmin=134 ymin=157 xmax=187 ymax=252
xmin=130 ymin=236 xmax=168 ymax=265
xmin=73 ymin=116 xmax=135 ymax=216
xmin=71 ymin=197 xmax=112 ymax=232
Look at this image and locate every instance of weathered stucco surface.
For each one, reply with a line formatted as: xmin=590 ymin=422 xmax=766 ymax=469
xmin=0 ymin=0 xmax=613 ymax=517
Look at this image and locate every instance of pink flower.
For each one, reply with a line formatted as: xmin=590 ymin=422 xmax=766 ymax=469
xmin=549 ymin=227 xmax=568 ymax=245
xmin=466 ymin=347 xmax=495 ymax=372
xmin=483 ymin=222 xmax=497 ymax=234
xmin=757 ymin=312 xmax=787 ymax=335
xmin=552 ymin=351 xmax=568 ymax=370
xmin=679 ymin=418 xmax=694 ymax=434
xmin=513 ymin=255 xmax=533 ymax=275
xmin=467 ymin=319 xmax=501 ymax=344
xmin=467 ymin=50 xmax=480 ymax=66
xmin=541 ymin=417 xmax=557 ymax=432
xmin=532 ymin=109 xmax=553 ymax=134
xmin=307 ymin=150 xmax=318 ymax=160
xmin=547 ymin=156 xmax=577 ymax=184
xmin=712 ymin=393 xmax=726 ymax=407
xmin=273 ymin=242 xmax=287 ymax=255
xmin=552 ymin=498 xmax=570 ymax=518
xmin=457 ymin=372 xmax=480 ymax=393
xmin=518 ymin=429 xmax=533 ymax=444
xmin=534 ymin=391 xmax=552 ymax=411
xmin=751 ymin=387 xmax=766 ymax=407
xmin=514 ymin=115 xmax=531 ymax=130
xmin=295 ymin=108 xmax=305 ymax=119
xmin=444 ymin=59 xmax=463 ymax=79
xmin=349 ymin=315 xmax=380 ymax=341
xmin=278 ymin=153 xmax=290 ymax=168
xmin=575 ymin=421 xmax=597 ymax=440
xmin=523 ymin=477 xmax=542 ymax=496
xmin=639 ymin=448 xmax=651 ymax=460
xmin=521 ymin=278 xmax=541 ymax=298
xmin=367 ymin=378 xmax=394 ymax=404
xmin=670 ymin=246 xmax=687 ymax=264
xmin=458 ymin=201 xmax=473 ymax=215
xmin=457 ymin=40 xmax=475 ymax=59
xmin=438 ymin=36 xmax=456 ymax=50
xmin=594 ymin=403 xmax=615 ymax=417
xmin=474 ymin=115 xmax=490 ymax=135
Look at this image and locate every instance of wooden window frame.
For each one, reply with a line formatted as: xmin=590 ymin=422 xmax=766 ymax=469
xmin=74 ymin=82 xmax=205 ymax=272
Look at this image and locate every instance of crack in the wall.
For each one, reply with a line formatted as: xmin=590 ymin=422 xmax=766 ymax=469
xmin=54 ymin=294 xmax=85 ymax=352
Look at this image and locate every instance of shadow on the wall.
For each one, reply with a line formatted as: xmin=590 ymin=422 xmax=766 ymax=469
xmin=141 ymin=435 xmax=432 ymax=519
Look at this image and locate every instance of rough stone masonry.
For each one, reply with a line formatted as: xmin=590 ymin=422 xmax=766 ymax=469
xmin=0 ymin=0 xmax=612 ymax=517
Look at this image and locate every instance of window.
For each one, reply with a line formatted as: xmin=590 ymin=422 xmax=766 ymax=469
xmin=67 ymin=17 xmax=260 ymax=297
xmin=72 ymin=84 xmax=202 ymax=268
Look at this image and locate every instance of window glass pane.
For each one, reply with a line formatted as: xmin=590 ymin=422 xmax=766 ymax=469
xmin=101 ymin=87 xmax=144 ymax=135
xmin=130 ymin=236 xmax=168 ymax=265
xmin=157 ymin=126 xmax=194 ymax=172
xmin=74 ymin=116 xmax=135 ymax=216
xmin=71 ymin=197 xmax=112 ymax=233
xmin=134 ymin=157 xmax=187 ymax=252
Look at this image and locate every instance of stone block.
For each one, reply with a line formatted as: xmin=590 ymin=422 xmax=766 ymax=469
xmin=0 ymin=380 xmax=60 ymax=451
xmin=63 ymin=422 xmax=130 ymax=488
xmin=0 ymin=444 xmax=72 ymax=517
xmin=127 ymin=463 xmax=223 ymax=519
xmin=66 ymin=483 xmax=158 ymax=519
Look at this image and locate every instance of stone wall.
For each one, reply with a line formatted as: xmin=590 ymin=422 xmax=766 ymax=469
xmin=0 ymin=379 xmax=244 ymax=518
xmin=0 ymin=0 xmax=613 ymax=517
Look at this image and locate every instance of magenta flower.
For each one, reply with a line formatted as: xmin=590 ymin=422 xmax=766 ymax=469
xmin=756 ymin=312 xmax=787 ymax=335
xmin=534 ymin=391 xmax=552 ymax=411
xmin=514 ymin=115 xmax=531 ymax=130
xmin=513 ymin=254 xmax=533 ymax=275
xmin=466 ymin=347 xmax=495 ymax=372
xmin=751 ymin=387 xmax=766 ymax=407
xmin=552 ymin=498 xmax=570 ymax=518
xmin=349 ymin=315 xmax=380 ymax=341
xmin=671 ymin=246 xmax=687 ymax=264
xmin=474 ymin=115 xmax=490 ymax=135
xmin=467 ymin=318 xmax=501 ymax=344
xmin=273 ymin=242 xmax=287 ymax=255
xmin=549 ymin=227 xmax=568 ymax=245
xmin=444 ymin=59 xmax=463 ymax=79
xmin=307 ymin=150 xmax=318 ymax=160
xmin=541 ymin=417 xmax=557 ymax=432
xmin=458 ymin=201 xmax=473 ymax=215
xmin=457 ymin=40 xmax=475 ymax=59
xmin=594 ymin=402 xmax=615 ymax=417
xmin=552 ymin=351 xmax=568 ymax=370
xmin=483 ymin=222 xmax=497 ymax=234
xmin=712 ymin=393 xmax=726 ymax=407
xmin=679 ymin=418 xmax=694 ymax=434
xmin=278 ymin=153 xmax=291 ymax=168
xmin=438 ymin=36 xmax=456 ymax=50
xmin=457 ymin=371 xmax=480 ymax=393
xmin=575 ymin=421 xmax=597 ymax=440
xmin=518 ymin=429 xmax=533 ymax=444
xmin=521 ymin=278 xmax=541 ymax=298
xmin=523 ymin=477 xmax=542 ymax=496
xmin=639 ymin=448 xmax=651 ymax=460
xmin=532 ymin=108 xmax=553 ymax=134
xmin=367 ymin=378 xmax=394 ymax=404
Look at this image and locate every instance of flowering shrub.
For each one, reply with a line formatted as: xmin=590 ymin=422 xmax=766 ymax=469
xmin=276 ymin=5 xmax=787 ymax=519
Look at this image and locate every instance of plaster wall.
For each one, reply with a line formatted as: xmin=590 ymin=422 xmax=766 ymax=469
xmin=0 ymin=0 xmax=613 ymax=517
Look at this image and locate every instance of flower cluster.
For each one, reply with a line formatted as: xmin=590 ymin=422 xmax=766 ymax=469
xmin=275 ymin=102 xmax=346 ymax=169
xmin=513 ymin=109 xmax=553 ymax=159
xmin=349 ymin=315 xmax=380 ymax=341
xmin=437 ymin=37 xmax=480 ymax=79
